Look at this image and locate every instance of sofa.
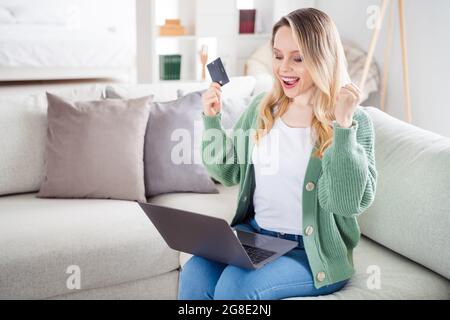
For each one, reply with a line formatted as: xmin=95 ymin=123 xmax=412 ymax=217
xmin=0 ymin=76 xmax=449 ymax=300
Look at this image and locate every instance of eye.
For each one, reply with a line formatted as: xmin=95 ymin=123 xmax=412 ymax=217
xmin=294 ymin=56 xmax=303 ymax=62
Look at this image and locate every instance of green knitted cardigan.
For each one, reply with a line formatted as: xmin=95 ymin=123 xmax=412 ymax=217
xmin=201 ymin=92 xmax=377 ymax=289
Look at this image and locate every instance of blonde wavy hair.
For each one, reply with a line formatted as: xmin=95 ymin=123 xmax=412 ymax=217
xmin=255 ymin=8 xmax=351 ymax=159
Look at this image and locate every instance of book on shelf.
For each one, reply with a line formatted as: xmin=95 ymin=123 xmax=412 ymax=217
xmin=239 ymin=9 xmax=256 ymax=34
xmin=159 ymin=54 xmax=182 ymax=80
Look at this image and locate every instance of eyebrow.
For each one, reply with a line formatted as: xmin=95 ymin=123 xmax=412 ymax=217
xmin=273 ymin=47 xmax=300 ymax=53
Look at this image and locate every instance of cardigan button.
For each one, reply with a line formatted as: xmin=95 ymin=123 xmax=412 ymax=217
xmin=306 ymin=182 xmax=315 ymax=191
xmin=305 ymin=225 xmax=314 ymax=236
xmin=317 ymin=271 xmax=326 ymax=282
xmin=242 ymin=196 xmax=247 ymax=202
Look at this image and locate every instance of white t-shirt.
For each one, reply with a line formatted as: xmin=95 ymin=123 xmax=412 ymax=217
xmin=251 ymin=117 xmax=315 ymax=235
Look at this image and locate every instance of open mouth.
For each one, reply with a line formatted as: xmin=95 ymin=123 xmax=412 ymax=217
xmin=280 ymin=76 xmax=300 ymax=88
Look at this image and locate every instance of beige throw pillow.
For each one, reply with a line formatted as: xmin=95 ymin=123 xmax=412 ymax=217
xmin=37 ymin=92 xmax=152 ymax=202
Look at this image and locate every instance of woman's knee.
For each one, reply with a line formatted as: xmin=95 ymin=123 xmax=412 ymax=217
xmin=213 ymin=266 xmax=260 ymax=300
xmin=178 ymin=256 xmax=226 ymax=300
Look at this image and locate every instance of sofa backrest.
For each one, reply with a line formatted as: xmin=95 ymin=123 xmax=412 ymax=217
xmin=360 ymin=106 xmax=450 ymax=279
xmin=105 ymin=75 xmax=262 ymax=101
xmin=0 ymin=76 xmax=266 ymax=197
xmin=0 ymin=84 xmax=106 ymax=197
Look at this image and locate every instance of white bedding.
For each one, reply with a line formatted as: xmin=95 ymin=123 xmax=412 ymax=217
xmin=0 ymin=25 xmax=133 ymax=68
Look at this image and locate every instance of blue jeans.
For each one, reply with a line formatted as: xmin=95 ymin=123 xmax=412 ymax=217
xmin=178 ymin=217 xmax=349 ymax=300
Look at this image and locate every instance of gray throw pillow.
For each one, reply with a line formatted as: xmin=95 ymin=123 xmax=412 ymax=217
xmin=37 ymin=92 xmax=152 ymax=202
xmin=105 ymin=87 xmax=218 ymax=196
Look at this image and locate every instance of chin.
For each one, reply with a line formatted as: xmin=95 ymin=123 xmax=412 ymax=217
xmin=283 ymin=91 xmax=298 ymax=99
xmin=281 ymin=87 xmax=301 ymax=99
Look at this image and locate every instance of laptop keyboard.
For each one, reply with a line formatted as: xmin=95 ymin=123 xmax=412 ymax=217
xmin=242 ymin=244 xmax=276 ymax=265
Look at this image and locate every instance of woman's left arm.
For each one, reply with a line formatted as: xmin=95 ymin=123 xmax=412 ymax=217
xmin=317 ymin=83 xmax=378 ymax=218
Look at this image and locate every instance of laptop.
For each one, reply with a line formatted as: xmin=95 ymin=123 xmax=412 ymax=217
xmin=138 ymin=202 xmax=298 ymax=270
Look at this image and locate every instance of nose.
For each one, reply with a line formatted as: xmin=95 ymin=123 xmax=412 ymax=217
xmin=280 ymin=58 xmax=292 ymax=72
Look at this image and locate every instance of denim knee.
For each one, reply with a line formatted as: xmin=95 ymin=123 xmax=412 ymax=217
xmin=213 ymin=264 xmax=271 ymax=300
xmin=213 ymin=269 xmax=257 ymax=300
xmin=178 ymin=256 xmax=226 ymax=300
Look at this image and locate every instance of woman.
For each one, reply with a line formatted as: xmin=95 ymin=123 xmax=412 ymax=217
xmin=179 ymin=8 xmax=377 ymax=300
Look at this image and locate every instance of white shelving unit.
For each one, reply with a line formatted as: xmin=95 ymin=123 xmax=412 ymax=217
xmin=136 ymin=0 xmax=315 ymax=83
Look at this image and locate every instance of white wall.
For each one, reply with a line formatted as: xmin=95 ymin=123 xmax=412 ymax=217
xmin=272 ymin=0 xmax=316 ymax=23
xmin=315 ymin=0 xmax=450 ymax=138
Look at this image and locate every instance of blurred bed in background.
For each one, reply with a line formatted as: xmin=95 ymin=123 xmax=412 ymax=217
xmin=0 ymin=0 xmax=136 ymax=82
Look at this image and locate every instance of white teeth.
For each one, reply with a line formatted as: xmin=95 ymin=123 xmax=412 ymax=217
xmin=281 ymin=77 xmax=299 ymax=83
xmin=281 ymin=77 xmax=299 ymax=85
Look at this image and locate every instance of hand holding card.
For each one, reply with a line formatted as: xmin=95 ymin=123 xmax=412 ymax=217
xmin=202 ymin=82 xmax=222 ymax=117
xmin=202 ymin=57 xmax=229 ymax=117
xmin=207 ymin=57 xmax=230 ymax=86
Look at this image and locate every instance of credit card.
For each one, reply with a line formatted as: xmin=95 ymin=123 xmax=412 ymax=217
xmin=207 ymin=57 xmax=230 ymax=86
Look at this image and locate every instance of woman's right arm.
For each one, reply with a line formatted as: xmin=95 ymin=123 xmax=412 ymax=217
xmin=201 ymin=83 xmax=262 ymax=186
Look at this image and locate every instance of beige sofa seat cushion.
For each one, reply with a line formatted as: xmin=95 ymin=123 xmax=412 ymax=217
xmin=48 ymin=271 xmax=179 ymax=300
xmin=0 ymin=193 xmax=179 ymax=299
xmin=149 ymin=184 xmax=239 ymax=222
